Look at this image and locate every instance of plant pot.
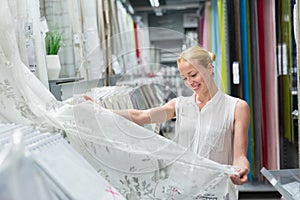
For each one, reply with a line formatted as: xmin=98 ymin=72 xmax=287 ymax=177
xmin=46 ymin=55 xmax=61 ymax=80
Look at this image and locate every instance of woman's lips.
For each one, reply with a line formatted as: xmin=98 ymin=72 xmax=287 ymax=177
xmin=191 ymin=84 xmax=200 ymax=90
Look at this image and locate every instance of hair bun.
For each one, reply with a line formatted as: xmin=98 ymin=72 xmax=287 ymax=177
xmin=208 ymin=51 xmax=216 ymax=61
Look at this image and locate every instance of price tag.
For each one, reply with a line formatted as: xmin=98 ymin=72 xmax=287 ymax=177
xmin=232 ymin=61 xmax=240 ymax=84
xmin=270 ymin=178 xmax=277 ymax=186
xmin=24 ymin=22 xmax=33 ymax=36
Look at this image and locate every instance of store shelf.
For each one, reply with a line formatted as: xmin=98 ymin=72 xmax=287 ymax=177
xmin=49 ymin=75 xmax=121 ymax=101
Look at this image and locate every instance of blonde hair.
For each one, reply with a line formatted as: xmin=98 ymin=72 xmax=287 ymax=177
xmin=177 ymin=46 xmax=216 ymax=68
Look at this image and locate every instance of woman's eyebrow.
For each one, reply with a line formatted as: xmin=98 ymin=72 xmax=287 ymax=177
xmin=187 ymin=71 xmax=196 ymax=75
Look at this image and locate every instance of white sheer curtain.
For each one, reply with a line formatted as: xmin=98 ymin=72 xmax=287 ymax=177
xmin=0 ymin=1 xmax=239 ymax=198
xmin=0 ymin=0 xmax=60 ymax=127
xmin=53 ymin=101 xmax=238 ymax=199
xmin=79 ymin=0 xmax=104 ymax=80
xmin=8 ymin=0 xmax=49 ymax=88
xmin=115 ymin=1 xmax=139 ymax=73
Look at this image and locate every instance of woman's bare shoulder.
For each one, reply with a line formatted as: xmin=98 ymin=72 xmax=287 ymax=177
xmin=235 ymin=99 xmax=250 ymax=120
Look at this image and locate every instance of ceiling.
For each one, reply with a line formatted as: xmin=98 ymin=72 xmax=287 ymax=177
xmin=127 ymin=0 xmax=204 ymax=14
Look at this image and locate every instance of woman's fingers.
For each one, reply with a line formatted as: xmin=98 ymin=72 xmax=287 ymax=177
xmin=230 ymin=168 xmax=249 ymax=185
xmin=230 ymin=174 xmax=242 ymax=185
xmin=83 ymin=95 xmax=93 ymax=101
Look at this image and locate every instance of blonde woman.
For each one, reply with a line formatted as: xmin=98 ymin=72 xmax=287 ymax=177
xmin=94 ymin=45 xmax=250 ymax=185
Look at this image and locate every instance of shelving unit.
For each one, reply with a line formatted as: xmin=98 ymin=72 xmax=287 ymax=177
xmin=48 ymin=75 xmax=121 ymax=101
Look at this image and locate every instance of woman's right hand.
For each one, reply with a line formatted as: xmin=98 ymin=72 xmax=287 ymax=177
xmin=230 ymin=167 xmax=249 ymax=185
xmin=83 ymin=95 xmax=94 ymax=102
xmin=83 ymin=95 xmax=104 ymax=109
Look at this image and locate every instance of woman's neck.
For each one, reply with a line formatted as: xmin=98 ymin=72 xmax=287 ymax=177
xmin=195 ymin=86 xmax=218 ymax=104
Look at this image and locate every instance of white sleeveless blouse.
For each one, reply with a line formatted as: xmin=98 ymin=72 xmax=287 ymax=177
xmin=174 ymin=90 xmax=239 ymax=165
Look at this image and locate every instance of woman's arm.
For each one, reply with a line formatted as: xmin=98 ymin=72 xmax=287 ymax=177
xmin=107 ymin=98 xmax=177 ymax=126
xmin=230 ymin=99 xmax=250 ymax=185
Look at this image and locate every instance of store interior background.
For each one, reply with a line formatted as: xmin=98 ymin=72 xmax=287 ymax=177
xmin=127 ymin=0 xmax=300 ymax=167
xmin=1 ymin=0 xmax=299 ymax=199
xmin=40 ymin=0 xmax=299 ymax=171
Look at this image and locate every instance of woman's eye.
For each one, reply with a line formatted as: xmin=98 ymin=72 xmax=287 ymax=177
xmin=182 ymin=77 xmax=187 ymax=81
xmin=190 ymin=73 xmax=197 ymax=77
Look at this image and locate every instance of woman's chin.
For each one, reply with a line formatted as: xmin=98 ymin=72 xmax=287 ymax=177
xmin=192 ymin=87 xmax=200 ymax=93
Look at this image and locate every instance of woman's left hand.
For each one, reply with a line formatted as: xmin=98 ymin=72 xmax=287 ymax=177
xmin=230 ymin=167 xmax=249 ymax=185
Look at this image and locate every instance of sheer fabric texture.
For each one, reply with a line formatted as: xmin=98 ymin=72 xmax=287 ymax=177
xmin=0 ymin=1 xmax=239 ymax=199
xmin=0 ymin=123 xmax=125 ymax=200
xmin=175 ymin=91 xmax=238 ymax=165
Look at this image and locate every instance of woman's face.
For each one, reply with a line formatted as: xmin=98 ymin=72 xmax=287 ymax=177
xmin=178 ymin=60 xmax=212 ymax=94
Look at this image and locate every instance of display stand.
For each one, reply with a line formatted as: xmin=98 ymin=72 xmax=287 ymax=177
xmin=49 ymin=77 xmax=83 ymax=100
xmin=261 ymin=167 xmax=300 ymax=200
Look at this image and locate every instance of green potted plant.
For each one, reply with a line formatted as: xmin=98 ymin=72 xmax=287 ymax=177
xmin=45 ymin=30 xmax=62 ymax=80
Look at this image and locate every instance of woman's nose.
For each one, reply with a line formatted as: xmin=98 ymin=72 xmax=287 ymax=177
xmin=186 ymin=76 xmax=194 ymax=85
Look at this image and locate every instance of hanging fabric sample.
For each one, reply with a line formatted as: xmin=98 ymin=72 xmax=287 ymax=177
xmin=8 ymin=0 xmax=49 ymax=88
xmin=108 ymin=0 xmax=125 ymax=74
xmin=114 ymin=0 xmax=128 ymax=70
xmin=248 ymin=0 xmax=263 ymax=181
xmin=57 ymin=0 xmax=85 ymax=79
xmin=239 ymin=0 xmax=254 ymax=181
xmin=0 ymin=0 xmax=60 ymax=127
xmin=202 ymin=1 xmax=212 ymax=51
xmin=87 ymin=81 xmax=166 ymax=133
xmin=226 ymin=0 xmax=241 ymax=97
xmin=257 ymin=0 xmax=269 ymax=175
xmin=88 ymin=86 xmax=135 ymax=110
xmin=218 ymin=0 xmax=229 ymax=93
xmin=115 ymin=0 xmax=138 ymax=73
xmin=263 ymin=0 xmax=280 ymax=170
xmin=276 ymin=0 xmax=294 ymax=144
xmin=135 ymin=19 xmax=152 ymax=73
xmin=211 ymin=0 xmax=221 ymax=91
xmin=78 ymin=0 xmax=104 ymax=80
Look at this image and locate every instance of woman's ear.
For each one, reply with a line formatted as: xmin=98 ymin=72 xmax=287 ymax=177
xmin=208 ymin=63 xmax=214 ymax=76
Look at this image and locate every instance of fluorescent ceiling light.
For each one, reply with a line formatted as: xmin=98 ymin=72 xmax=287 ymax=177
xmin=149 ymin=0 xmax=160 ymax=7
